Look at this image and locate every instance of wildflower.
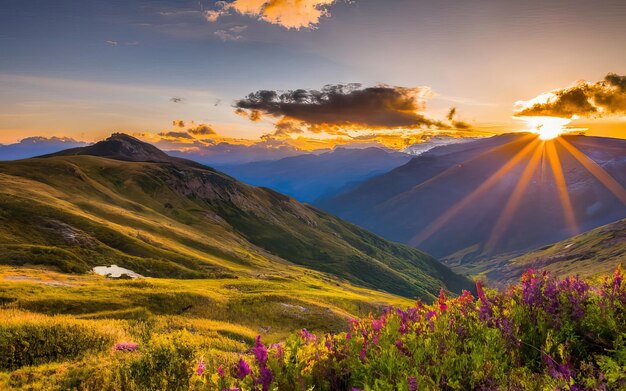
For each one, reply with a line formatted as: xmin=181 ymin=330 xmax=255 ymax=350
xmin=253 ymin=335 xmax=268 ymax=367
xmin=372 ymin=319 xmax=385 ymax=332
xmin=217 ymin=365 xmax=225 ymax=377
xmin=299 ymin=328 xmax=317 ymax=342
xmin=258 ymin=367 xmax=273 ymax=391
xmin=196 ymin=359 xmax=206 ymax=376
xmin=438 ymin=289 xmax=448 ymax=312
xmin=114 ymin=342 xmax=139 ymax=352
xmin=270 ymin=343 xmax=284 ymax=360
xmin=407 ymin=376 xmax=419 ymax=391
xmin=237 ymin=358 xmax=251 ymax=379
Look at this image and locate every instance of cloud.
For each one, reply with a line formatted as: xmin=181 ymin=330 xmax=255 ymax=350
xmin=170 ymin=97 xmax=183 ymax=103
xmin=106 ymin=40 xmax=118 ymax=46
xmin=188 ymin=124 xmax=216 ymax=136
xmin=206 ymin=0 xmax=339 ymax=30
xmin=158 ymin=131 xmax=194 ymax=140
xmin=514 ymin=73 xmax=626 ymax=118
xmin=214 ymin=25 xmax=248 ymax=41
xmin=235 ymin=84 xmax=441 ymax=136
xmin=173 ymin=119 xmax=185 ymax=128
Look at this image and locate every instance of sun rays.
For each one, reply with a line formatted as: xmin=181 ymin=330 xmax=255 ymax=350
xmin=411 ymin=134 xmax=626 ymax=252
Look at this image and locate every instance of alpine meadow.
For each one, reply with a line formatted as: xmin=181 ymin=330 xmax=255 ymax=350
xmin=1 ymin=1 xmax=625 ymax=390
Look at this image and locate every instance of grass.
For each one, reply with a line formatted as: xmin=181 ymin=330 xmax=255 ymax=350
xmin=0 ymin=156 xmax=472 ymax=298
xmin=0 ymin=265 xmax=413 ymax=390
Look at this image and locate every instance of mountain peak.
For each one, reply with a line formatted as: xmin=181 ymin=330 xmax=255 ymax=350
xmin=45 ymin=133 xmax=200 ymax=167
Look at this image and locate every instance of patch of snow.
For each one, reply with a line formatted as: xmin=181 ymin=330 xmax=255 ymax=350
xmin=93 ymin=265 xmax=142 ymax=278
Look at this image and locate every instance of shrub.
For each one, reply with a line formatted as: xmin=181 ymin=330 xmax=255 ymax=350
xmin=0 ymin=309 xmax=119 ymax=370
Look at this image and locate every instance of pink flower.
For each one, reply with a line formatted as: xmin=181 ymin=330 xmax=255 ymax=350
xmin=217 ymin=365 xmax=225 ymax=377
xmin=371 ymin=319 xmax=384 ymax=332
xmin=196 ymin=359 xmax=206 ymax=376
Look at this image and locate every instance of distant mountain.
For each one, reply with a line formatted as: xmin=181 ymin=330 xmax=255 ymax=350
xmin=403 ymin=136 xmax=480 ymax=156
xmin=472 ymin=218 xmax=626 ymax=286
xmin=0 ymin=136 xmax=89 ymax=161
xmin=167 ymin=142 xmax=305 ymax=166
xmin=217 ymin=147 xmax=411 ymax=203
xmin=320 ymin=133 xmax=626 ymax=265
xmin=0 ymin=133 xmax=472 ymax=299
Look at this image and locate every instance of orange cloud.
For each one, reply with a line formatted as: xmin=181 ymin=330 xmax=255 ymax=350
xmin=206 ymin=0 xmax=339 ymax=29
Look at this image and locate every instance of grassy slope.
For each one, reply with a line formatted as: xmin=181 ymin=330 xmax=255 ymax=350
xmin=0 ymin=155 xmax=471 ymax=299
xmin=456 ymin=218 xmax=626 ymax=285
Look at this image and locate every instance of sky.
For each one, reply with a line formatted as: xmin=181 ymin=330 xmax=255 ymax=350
xmin=1 ymin=0 xmax=625 ymax=150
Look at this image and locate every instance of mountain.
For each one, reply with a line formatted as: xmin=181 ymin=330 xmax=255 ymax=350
xmin=320 ymin=133 xmax=626 ymax=265
xmin=471 ymin=218 xmax=626 ymax=286
xmin=0 ymin=133 xmax=472 ymax=299
xmin=217 ymin=147 xmax=411 ymax=203
xmin=402 ymin=136 xmax=480 ymax=156
xmin=0 ymin=136 xmax=89 ymax=161
xmin=167 ymin=142 xmax=305 ymax=166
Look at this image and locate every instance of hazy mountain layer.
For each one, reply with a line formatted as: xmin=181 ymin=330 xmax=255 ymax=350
xmin=218 ymin=147 xmax=411 ymax=203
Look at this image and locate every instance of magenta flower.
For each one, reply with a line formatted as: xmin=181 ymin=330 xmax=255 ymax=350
xmin=299 ymin=328 xmax=317 ymax=342
xmin=237 ymin=358 xmax=251 ymax=379
xmin=371 ymin=319 xmax=384 ymax=332
xmin=217 ymin=365 xmax=225 ymax=377
xmin=407 ymin=376 xmax=419 ymax=391
xmin=196 ymin=359 xmax=206 ymax=376
xmin=253 ymin=335 xmax=268 ymax=367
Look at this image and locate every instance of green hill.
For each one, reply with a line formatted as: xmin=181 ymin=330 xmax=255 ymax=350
xmin=463 ymin=218 xmax=626 ymax=285
xmin=0 ymin=133 xmax=471 ymax=300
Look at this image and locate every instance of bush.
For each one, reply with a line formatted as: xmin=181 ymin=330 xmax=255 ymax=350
xmin=0 ymin=310 xmax=119 ymax=370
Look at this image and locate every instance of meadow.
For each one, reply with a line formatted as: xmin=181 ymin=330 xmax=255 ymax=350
xmin=1 ymin=265 xmax=625 ymax=390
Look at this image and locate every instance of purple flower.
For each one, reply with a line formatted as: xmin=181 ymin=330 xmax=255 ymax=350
xmin=299 ymin=328 xmax=317 ymax=342
xmin=237 ymin=358 xmax=251 ymax=379
xmin=372 ymin=319 xmax=385 ymax=332
xmin=258 ymin=367 xmax=273 ymax=391
xmin=253 ymin=335 xmax=268 ymax=367
xmin=196 ymin=359 xmax=206 ymax=376
xmin=217 ymin=365 xmax=225 ymax=377
xmin=407 ymin=376 xmax=419 ymax=391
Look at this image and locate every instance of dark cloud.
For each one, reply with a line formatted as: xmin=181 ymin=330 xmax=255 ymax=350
xmin=514 ymin=73 xmax=626 ymax=118
xmin=446 ymin=107 xmax=457 ymax=121
xmin=158 ymin=131 xmax=194 ymax=140
xmin=173 ymin=119 xmax=185 ymax=128
xmin=187 ymin=124 xmax=216 ymax=136
xmin=170 ymin=97 xmax=183 ymax=103
xmin=235 ymin=84 xmax=440 ymax=135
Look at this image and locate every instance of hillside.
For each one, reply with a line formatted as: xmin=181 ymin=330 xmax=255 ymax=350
xmin=320 ymin=134 xmax=626 ymax=265
xmin=464 ymin=218 xmax=626 ymax=286
xmin=0 ymin=133 xmax=471 ymax=299
xmin=218 ymin=147 xmax=411 ymax=203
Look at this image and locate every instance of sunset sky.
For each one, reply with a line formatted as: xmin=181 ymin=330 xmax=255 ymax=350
xmin=1 ymin=0 xmax=625 ymax=149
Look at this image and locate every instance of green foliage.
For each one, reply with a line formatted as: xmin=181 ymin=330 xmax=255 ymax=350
xmin=0 ymin=310 xmax=120 ymax=371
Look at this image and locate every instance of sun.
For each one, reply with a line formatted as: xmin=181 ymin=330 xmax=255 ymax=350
xmin=518 ymin=116 xmax=572 ymax=140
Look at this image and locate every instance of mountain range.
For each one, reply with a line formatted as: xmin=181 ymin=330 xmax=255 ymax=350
xmin=217 ymin=147 xmax=411 ymax=203
xmin=320 ymin=133 xmax=626 ymax=265
xmin=0 ymin=133 xmax=472 ymax=299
